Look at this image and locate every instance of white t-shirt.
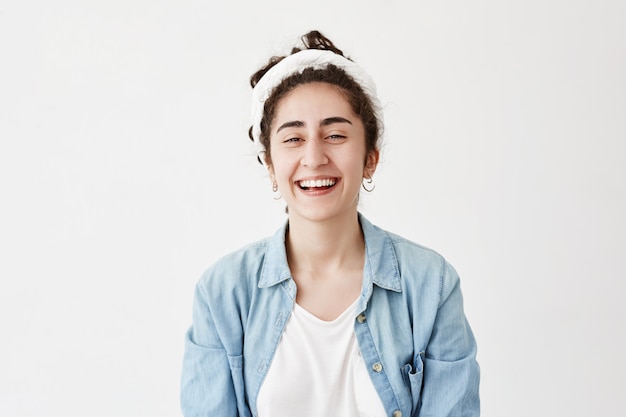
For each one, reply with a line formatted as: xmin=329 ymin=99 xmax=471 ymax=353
xmin=257 ymin=298 xmax=387 ymax=417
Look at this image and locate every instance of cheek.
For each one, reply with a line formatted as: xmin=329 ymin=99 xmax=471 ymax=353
xmin=342 ymin=155 xmax=368 ymax=176
xmin=271 ymin=160 xmax=295 ymax=184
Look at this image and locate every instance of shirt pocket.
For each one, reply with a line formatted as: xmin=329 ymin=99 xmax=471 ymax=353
xmin=402 ymin=352 xmax=424 ymax=414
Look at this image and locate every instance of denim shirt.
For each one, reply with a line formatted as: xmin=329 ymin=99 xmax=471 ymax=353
xmin=181 ymin=214 xmax=480 ymax=417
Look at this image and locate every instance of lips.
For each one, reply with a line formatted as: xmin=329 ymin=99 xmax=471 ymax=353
xmin=297 ymin=178 xmax=337 ymax=190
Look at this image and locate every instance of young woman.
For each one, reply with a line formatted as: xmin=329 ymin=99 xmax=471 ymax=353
xmin=181 ymin=31 xmax=480 ymax=417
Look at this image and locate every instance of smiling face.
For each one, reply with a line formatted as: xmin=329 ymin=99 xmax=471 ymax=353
xmin=268 ymin=82 xmax=378 ymax=225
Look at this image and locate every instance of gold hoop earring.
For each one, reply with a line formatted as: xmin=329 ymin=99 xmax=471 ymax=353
xmin=362 ymin=177 xmax=375 ymax=192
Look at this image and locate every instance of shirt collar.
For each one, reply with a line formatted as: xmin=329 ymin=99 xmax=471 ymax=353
xmin=258 ymin=213 xmax=402 ymax=293
xmin=257 ymin=221 xmax=292 ymax=288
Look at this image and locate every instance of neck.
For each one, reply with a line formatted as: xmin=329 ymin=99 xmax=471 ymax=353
xmin=286 ymin=210 xmax=364 ymax=274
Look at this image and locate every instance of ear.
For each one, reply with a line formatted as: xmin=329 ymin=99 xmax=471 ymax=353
xmin=267 ymin=164 xmax=276 ymax=184
xmin=364 ymin=149 xmax=380 ymax=179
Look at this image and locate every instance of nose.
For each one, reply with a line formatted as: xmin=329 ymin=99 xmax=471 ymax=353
xmin=300 ymin=138 xmax=328 ymax=169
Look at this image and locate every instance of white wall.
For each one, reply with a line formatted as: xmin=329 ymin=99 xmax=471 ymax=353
xmin=1 ymin=1 xmax=624 ymax=416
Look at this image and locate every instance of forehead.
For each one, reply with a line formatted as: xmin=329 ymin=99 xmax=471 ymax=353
xmin=274 ymin=82 xmax=354 ymax=120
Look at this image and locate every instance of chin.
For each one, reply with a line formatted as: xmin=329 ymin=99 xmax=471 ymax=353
xmin=288 ymin=205 xmax=357 ymax=224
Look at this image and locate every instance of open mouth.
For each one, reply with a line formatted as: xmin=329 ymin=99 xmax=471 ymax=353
xmin=297 ymin=178 xmax=337 ymax=191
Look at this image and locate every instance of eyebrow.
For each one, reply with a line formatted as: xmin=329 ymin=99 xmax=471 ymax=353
xmin=276 ymin=117 xmax=353 ymax=133
xmin=276 ymin=120 xmax=305 ymax=133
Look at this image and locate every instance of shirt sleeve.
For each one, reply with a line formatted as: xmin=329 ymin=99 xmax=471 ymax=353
xmin=417 ymin=260 xmax=480 ymax=416
xmin=180 ymin=281 xmax=239 ymax=417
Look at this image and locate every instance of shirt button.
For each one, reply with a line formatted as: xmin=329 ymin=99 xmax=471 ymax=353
xmin=357 ymin=313 xmax=367 ymax=323
xmin=393 ymin=411 xmax=402 ymax=417
xmin=372 ymin=362 xmax=383 ymax=373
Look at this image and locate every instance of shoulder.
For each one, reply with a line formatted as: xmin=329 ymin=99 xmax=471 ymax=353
xmin=367 ymin=220 xmax=460 ymax=301
xmin=386 ymin=229 xmax=446 ymax=266
xmin=391 ymin=229 xmax=452 ymax=270
xmin=196 ymin=237 xmax=271 ymax=298
xmin=363 ymin=217 xmax=449 ymax=272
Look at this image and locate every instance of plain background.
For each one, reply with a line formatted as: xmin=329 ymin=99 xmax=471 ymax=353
xmin=1 ymin=1 xmax=625 ymax=416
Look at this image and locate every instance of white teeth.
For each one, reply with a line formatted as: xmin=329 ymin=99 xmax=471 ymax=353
xmin=299 ymin=178 xmax=336 ymax=188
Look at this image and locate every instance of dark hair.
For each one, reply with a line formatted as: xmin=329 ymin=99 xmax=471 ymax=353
xmin=248 ymin=30 xmax=381 ymax=167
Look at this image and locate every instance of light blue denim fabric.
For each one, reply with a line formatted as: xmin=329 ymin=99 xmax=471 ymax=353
xmin=181 ymin=214 xmax=480 ymax=417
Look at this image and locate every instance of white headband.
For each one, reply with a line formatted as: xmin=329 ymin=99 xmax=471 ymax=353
xmin=250 ymin=49 xmax=383 ymax=160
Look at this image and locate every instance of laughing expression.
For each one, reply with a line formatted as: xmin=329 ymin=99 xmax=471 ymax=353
xmin=268 ymin=82 xmax=377 ymax=224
